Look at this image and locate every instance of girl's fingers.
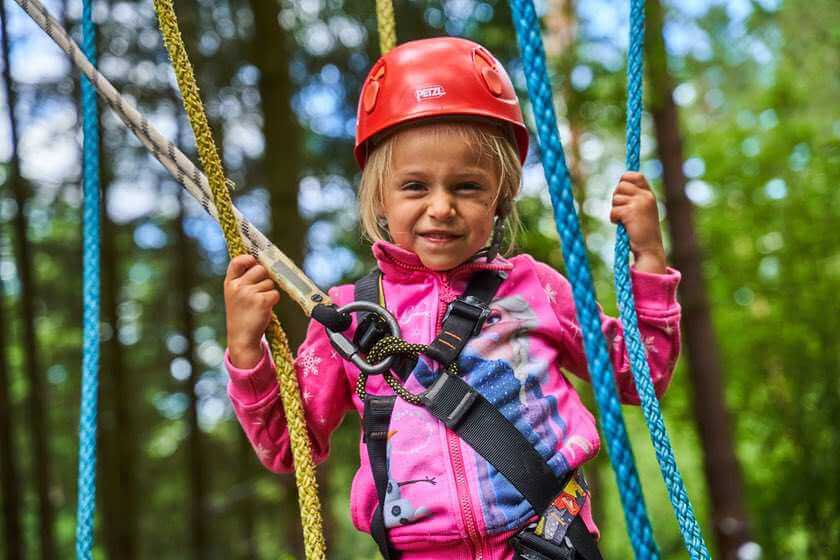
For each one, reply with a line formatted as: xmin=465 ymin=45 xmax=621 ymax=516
xmin=227 ymin=254 xmax=256 ymax=280
xmin=620 ymin=171 xmax=647 ymax=187
xmin=262 ymin=290 xmax=281 ymax=307
xmin=615 ymin=180 xmax=646 ymax=195
xmin=612 ymin=194 xmax=632 ymax=206
xmin=240 ymin=262 xmax=270 ymax=284
xmin=613 ymin=183 xmax=636 ymax=196
xmin=253 ymin=278 xmax=278 ymax=293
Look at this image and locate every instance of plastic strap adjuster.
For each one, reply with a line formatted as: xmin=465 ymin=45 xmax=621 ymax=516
xmin=421 ymin=374 xmax=478 ymax=429
xmin=443 ymin=295 xmax=491 ymax=336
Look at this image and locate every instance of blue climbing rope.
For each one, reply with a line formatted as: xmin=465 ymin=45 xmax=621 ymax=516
xmin=508 ymin=1 xmax=659 ymax=557
xmin=509 ymin=0 xmax=711 ymax=558
xmin=76 ymin=0 xmax=100 ymax=557
xmin=614 ymin=1 xmax=711 ymax=558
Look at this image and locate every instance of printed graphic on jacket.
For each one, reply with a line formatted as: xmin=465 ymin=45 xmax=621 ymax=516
xmin=411 ymin=295 xmax=571 ymax=533
xmin=384 ymin=430 xmax=435 ymax=528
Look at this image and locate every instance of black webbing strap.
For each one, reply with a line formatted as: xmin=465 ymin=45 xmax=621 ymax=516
xmin=355 ymin=268 xmax=381 ymax=314
xmin=356 ymin=270 xmax=401 ymax=559
xmin=421 ymin=372 xmax=566 ymax=515
xmin=353 ymin=269 xmax=387 ymax=353
xmin=511 ymin=517 xmax=601 ymax=560
xmin=565 ymin=516 xmax=603 ymax=560
xmin=424 ymin=270 xmax=505 ymax=367
xmin=363 ymin=395 xmax=400 ymax=560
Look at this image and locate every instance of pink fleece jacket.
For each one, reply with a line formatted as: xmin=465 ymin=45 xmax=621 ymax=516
xmin=225 ymin=241 xmax=681 ymax=559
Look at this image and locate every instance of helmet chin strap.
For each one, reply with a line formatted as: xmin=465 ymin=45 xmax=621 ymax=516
xmin=485 ymin=214 xmax=506 ymax=262
xmin=470 ymin=213 xmax=505 ymax=263
xmin=484 ymin=198 xmax=511 ymax=262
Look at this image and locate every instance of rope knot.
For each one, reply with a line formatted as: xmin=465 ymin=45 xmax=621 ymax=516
xmin=356 ymin=336 xmax=458 ymax=405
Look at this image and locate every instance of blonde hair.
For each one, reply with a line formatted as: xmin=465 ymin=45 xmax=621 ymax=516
xmin=358 ymin=121 xmax=523 ymax=255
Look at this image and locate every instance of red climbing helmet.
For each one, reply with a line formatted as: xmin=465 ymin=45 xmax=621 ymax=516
xmin=354 ymin=37 xmax=529 ymax=168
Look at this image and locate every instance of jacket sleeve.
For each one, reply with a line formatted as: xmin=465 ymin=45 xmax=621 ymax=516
xmin=533 ymin=260 xmax=682 ymax=405
xmin=225 ymin=287 xmax=354 ymax=473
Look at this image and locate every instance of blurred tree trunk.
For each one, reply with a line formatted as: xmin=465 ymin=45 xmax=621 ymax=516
xmin=237 ymin=434 xmax=259 ymax=558
xmin=0 ymin=4 xmax=56 ymax=557
xmin=546 ymin=0 xmax=590 ymax=234
xmin=0 ymin=6 xmax=25 ymax=560
xmin=646 ymin=1 xmax=753 ymax=557
xmin=246 ymin=0 xmax=307 ymax=348
xmin=0 ymin=254 xmax=23 ymax=560
xmin=99 ymin=148 xmax=137 ymax=559
xmin=172 ymin=99 xmax=211 ymax=556
xmin=172 ymin=7 xmax=213 ymax=557
xmin=245 ymin=1 xmax=309 ymax=556
xmin=0 ymin=290 xmax=23 ymax=560
xmin=175 ymin=187 xmax=210 ymax=559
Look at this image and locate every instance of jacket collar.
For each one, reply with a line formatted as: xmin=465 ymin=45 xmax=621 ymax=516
xmin=371 ymin=240 xmax=513 ymax=282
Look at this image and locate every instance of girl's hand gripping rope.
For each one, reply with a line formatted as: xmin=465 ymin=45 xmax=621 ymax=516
xmin=610 ymin=171 xmax=668 ymax=274
xmin=224 ymin=254 xmax=281 ymax=369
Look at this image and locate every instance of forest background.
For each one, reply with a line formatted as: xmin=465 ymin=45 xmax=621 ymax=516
xmin=0 ymin=0 xmax=837 ymax=558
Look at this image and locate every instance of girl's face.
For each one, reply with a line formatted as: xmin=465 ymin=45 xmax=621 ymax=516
xmin=380 ymin=125 xmax=501 ymax=271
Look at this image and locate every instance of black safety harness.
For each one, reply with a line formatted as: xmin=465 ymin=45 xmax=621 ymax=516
xmin=350 ymin=268 xmax=603 ymax=560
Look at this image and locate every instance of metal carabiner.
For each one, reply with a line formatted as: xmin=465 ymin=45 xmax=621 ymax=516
xmin=325 ymin=301 xmax=401 ymax=375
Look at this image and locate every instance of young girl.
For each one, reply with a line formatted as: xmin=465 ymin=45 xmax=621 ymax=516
xmin=224 ymin=38 xmax=680 ymax=560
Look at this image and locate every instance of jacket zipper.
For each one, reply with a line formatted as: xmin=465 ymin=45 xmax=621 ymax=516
xmin=447 ymin=429 xmax=484 ymax=559
xmin=384 ymin=253 xmax=499 ymax=557
xmin=436 ymin=274 xmax=485 ymax=560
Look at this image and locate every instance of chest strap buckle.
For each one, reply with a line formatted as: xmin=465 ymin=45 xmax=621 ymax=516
xmin=443 ymin=295 xmax=492 ymax=336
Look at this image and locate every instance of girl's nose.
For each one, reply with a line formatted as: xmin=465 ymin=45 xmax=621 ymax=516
xmin=427 ymin=190 xmax=456 ymax=221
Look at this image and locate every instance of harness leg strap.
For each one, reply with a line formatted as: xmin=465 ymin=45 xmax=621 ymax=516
xmin=363 ymin=395 xmax=400 ymax=560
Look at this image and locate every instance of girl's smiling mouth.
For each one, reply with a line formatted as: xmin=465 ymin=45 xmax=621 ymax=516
xmin=418 ymin=230 xmax=463 ymax=244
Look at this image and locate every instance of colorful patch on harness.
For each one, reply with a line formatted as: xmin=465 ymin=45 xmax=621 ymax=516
xmin=534 ymin=470 xmax=589 ymax=545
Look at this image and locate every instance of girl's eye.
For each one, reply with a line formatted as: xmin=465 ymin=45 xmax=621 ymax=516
xmin=458 ymin=182 xmax=483 ymax=191
xmin=401 ymin=181 xmax=426 ymax=192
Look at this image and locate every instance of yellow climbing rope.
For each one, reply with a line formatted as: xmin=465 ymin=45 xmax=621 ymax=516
xmin=375 ymin=0 xmax=397 ymax=53
xmin=152 ymin=1 xmax=326 ymax=558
